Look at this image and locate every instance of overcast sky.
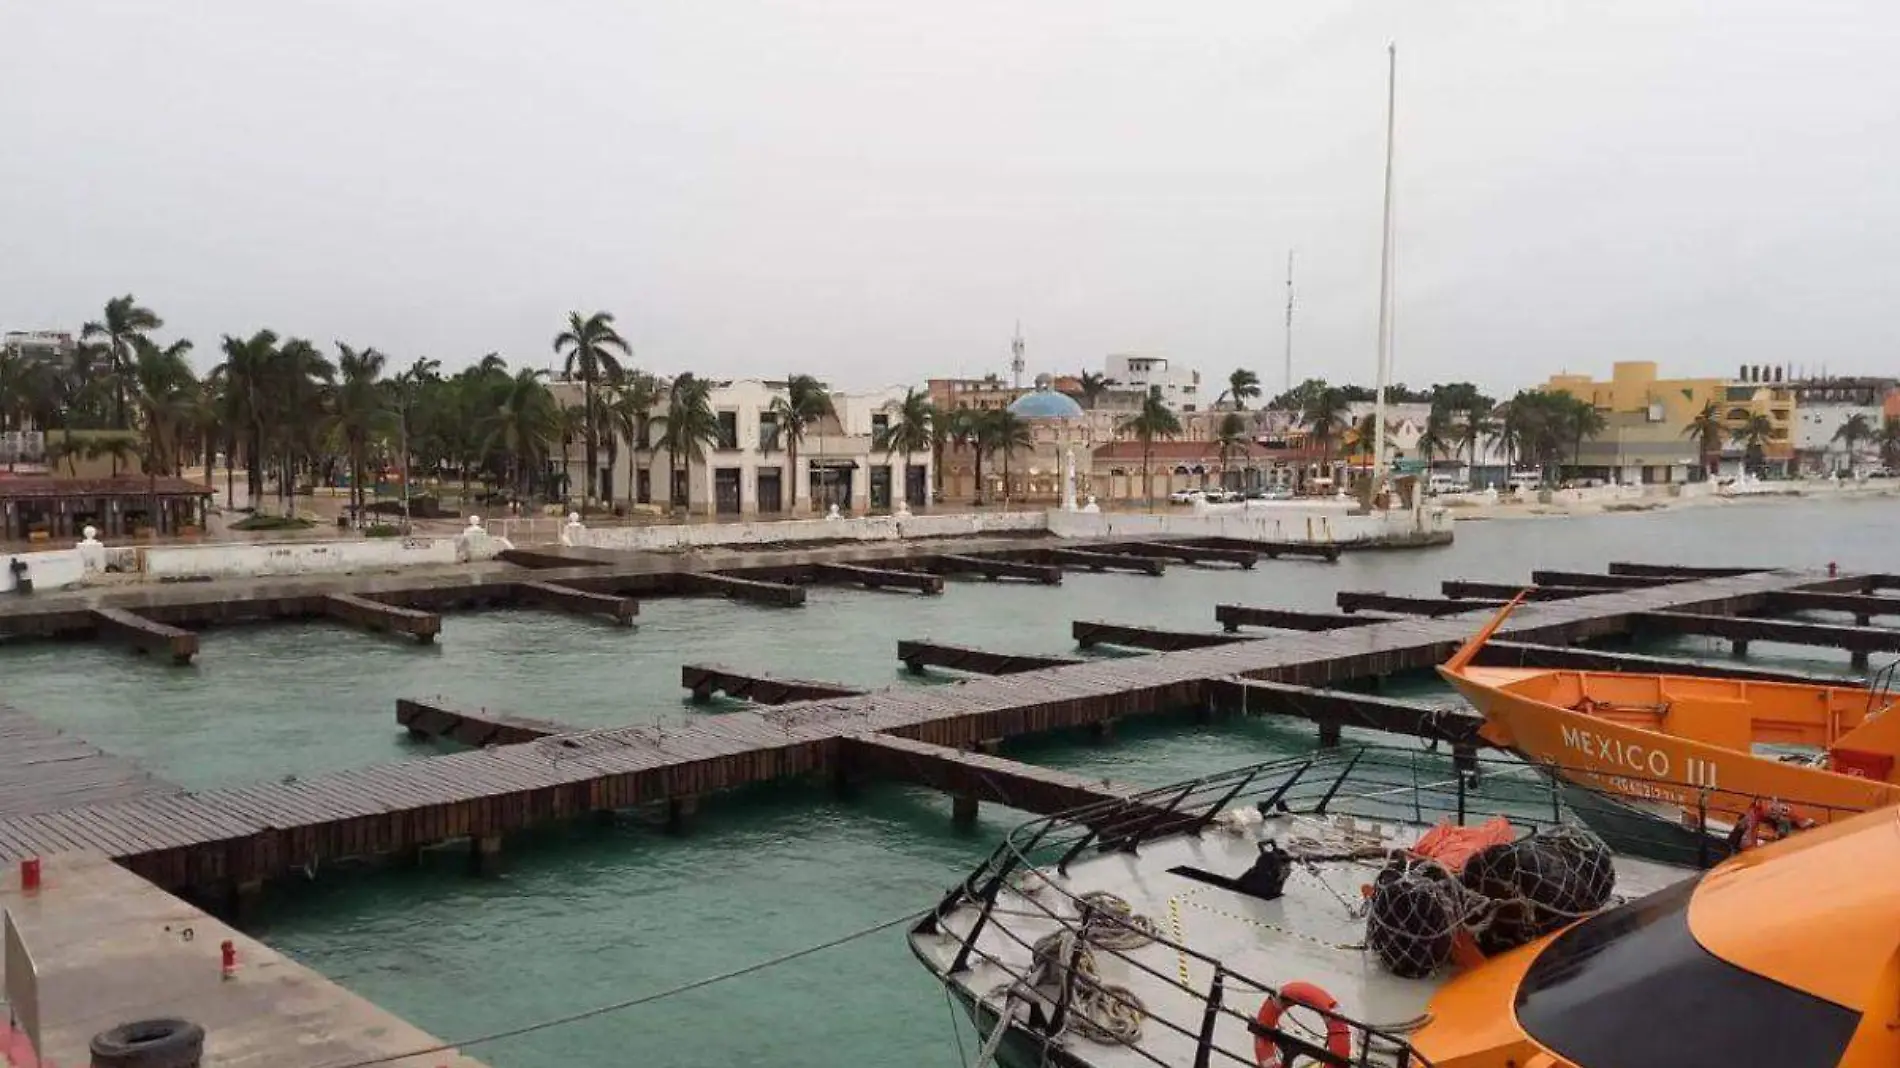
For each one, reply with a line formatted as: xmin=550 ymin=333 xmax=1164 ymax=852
xmin=4 ymin=0 xmax=1895 ymax=394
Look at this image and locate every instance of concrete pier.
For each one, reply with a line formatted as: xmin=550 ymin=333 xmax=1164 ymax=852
xmin=323 ymin=593 xmax=441 ymax=643
xmin=513 ymin=579 xmax=638 ymax=624
xmin=0 ymin=852 xmax=483 ymax=1068
xmin=90 ymin=607 xmax=198 ymax=664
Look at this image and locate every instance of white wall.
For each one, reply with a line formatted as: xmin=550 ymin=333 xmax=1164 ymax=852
xmin=139 ymin=537 xmax=460 ymax=579
xmin=1046 ymin=505 xmax=1452 ymax=544
xmin=578 ymin=510 xmax=1044 ymax=551
xmin=0 ymin=548 xmax=87 ymax=592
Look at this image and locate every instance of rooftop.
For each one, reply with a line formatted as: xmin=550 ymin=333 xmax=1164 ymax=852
xmin=0 ymin=475 xmax=215 ymax=499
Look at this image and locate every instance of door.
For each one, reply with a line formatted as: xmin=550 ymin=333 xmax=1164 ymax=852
xmin=714 ymin=467 xmax=741 ymax=515
xmin=637 ymin=468 xmax=651 ymax=504
xmin=757 ymin=467 xmax=783 ymax=513
xmin=869 ymin=465 xmax=892 ymax=510
xmin=906 ymin=464 xmax=927 ymax=506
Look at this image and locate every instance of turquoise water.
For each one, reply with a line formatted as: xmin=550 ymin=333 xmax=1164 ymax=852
xmin=1 ymin=497 xmax=1895 ymax=1066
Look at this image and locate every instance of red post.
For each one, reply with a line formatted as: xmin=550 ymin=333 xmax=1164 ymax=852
xmin=1829 ymin=561 xmax=1839 ymax=578
xmin=19 ymin=857 xmax=41 ymax=892
xmin=221 ymin=939 xmax=237 ymax=979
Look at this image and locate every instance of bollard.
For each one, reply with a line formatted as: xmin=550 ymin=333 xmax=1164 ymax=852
xmin=220 ymin=939 xmax=237 ymax=980
xmin=21 ymin=856 xmax=41 ymax=892
xmin=1828 ymin=561 xmax=1839 ymax=578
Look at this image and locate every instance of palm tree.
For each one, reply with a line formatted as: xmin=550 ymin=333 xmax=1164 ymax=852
xmin=80 ymin=295 xmax=163 ymax=472
xmin=485 ymin=369 xmax=559 ymax=498
xmin=1215 ymin=412 xmax=1250 ymax=491
xmin=976 ymin=408 xmax=1033 ymax=507
xmin=1831 ymin=413 xmax=1874 ymax=473
xmin=552 ymin=311 xmax=630 ymax=511
xmin=553 ymin=405 xmax=584 ymax=503
xmin=128 ymin=337 xmax=198 ymax=529
xmin=926 ymin=403 xmax=961 ymax=498
xmin=606 ymin=370 xmax=662 ymax=503
xmin=1682 ymin=400 xmax=1724 ymax=477
xmin=1300 ymin=386 xmax=1349 ymax=475
xmin=1730 ymin=413 xmax=1776 ymax=476
xmin=1417 ymin=404 xmax=1454 ymax=469
xmin=269 ymin=339 xmax=336 ymax=516
xmin=653 ymin=373 xmax=721 ymax=513
xmin=329 ymin=344 xmax=391 ymax=520
xmin=1071 ymin=371 xmax=1109 ymax=410
xmin=1878 ymin=417 xmax=1900 ymax=471
xmin=766 ymin=374 xmax=835 ymax=513
xmin=213 ymin=330 xmax=279 ymax=511
xmin=879 ymin=388 xmax=933 ymax=507
xmin=1217 ymin=368 xmax=1262 ymax=411
xmin=1118 ymin=390 xmax=1183 ymax=510
xmin=1561 ymin=394 xmax=1607 ymax=480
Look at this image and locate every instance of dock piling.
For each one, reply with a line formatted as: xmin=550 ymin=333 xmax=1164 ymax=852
xmin=323 ymin=593 xmax=440 ymax=643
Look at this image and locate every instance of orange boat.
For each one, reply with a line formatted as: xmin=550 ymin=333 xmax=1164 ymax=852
xmin=1439 ymin=596 xmax=1900 ymax=848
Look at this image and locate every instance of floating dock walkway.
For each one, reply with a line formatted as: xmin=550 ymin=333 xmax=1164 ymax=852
xmin=0 ymin=564 xmax=1872 ymax=901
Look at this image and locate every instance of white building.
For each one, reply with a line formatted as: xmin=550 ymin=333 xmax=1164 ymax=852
xmin=556 ymin=379 xmax=931 ymax=517
xmin=1103 ymin=354 xmax=1203 ymax=413
xmin=1794 ymin=402 xmax=1885 ymax=474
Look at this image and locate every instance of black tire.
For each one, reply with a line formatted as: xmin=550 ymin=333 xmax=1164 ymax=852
xmin=88 ymin=1018 xmax=205 ymax=1068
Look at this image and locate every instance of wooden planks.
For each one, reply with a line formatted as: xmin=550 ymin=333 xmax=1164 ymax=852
xmin=1637 ymin=610 xmax=1900 ymax=660
xmin=897 ymin=640 xmax=1081 ymax=676
xmin=1188 ymin=536 xmax=1342 ymax=562
xmin=924 ymin=554 xmax=1063 ymax=585
xmin=0 ymin=567 xmax=1859 ymax=900
xmin=323 ymin=593 xmax=440 ymax=643
xmin=811 ymin=562 xmax=944 ymax=595
xmin=396 ymin=698 xmax=572 ymax=746
xmin=1441 ymin=580 xmax=1587 ymax=602
xmin=1764 ymin=589 xmax=1900 ymax=621
xmin=1337 ymin=591 xmax=1497 ymax=617
xmin=0 ymin=705 xmax=183 ymax=820
xmin=90 ymin=607 xmax=198 ymax=664
xmin=678 ymin=571 xmax=806 ymax=606
xmin=681 ymin=664 xmax=865 ymax=705
xmin=1072 ymin=620 xmax=1247 ymax=651
xmin=1201 ymin=677 xmax=1486 ymax=746
xmin=1529 ymin=570 xmax=1672 ymax=589
xmin=1101 ymin=541 xmax=1257 ymax=569
xmin=512 ymin=580 xmax=638 ymax=625
xmin=1047 ymin=548 xmax=1166 ymax=575
xmin=1215 ymin=604 xmax=1384 ymax=633
xmin=1608 ymin=562 xmax=1765 ymax=579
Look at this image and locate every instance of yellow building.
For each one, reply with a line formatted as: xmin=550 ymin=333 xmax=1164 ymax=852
xmin=1543 ymin=361 xmax=1797 ymax=479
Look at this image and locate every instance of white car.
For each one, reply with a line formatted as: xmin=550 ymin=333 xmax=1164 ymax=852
xmin=1169 ymin=488 xmax=1205 ymax=505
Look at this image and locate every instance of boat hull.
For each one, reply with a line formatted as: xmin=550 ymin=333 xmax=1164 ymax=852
xmin=1554 ymin=776 xmax=1732 ymax=868
xmin=1445 ymin=673 xmax=1900 ymax=830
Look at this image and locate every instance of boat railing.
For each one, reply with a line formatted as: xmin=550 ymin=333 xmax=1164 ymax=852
xmin=919 ymin=745 xmax=1874 ymax=1068
xmin=1867 ymin=658 xmax=1899 ymax=719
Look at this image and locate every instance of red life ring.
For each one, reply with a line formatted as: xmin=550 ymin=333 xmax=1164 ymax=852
xmin=1255 ymin=981 xmax=1351 ymax=1068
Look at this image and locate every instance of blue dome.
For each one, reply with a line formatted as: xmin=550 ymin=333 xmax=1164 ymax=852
xmin=1008 ymin=389 xmax=1085 ymax=419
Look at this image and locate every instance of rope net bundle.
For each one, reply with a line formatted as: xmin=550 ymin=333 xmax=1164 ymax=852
xmin=986 ymin=891 xmax=1156 ymax=1045
xmin=1366 ymin=824 xmax=1616 ymax=978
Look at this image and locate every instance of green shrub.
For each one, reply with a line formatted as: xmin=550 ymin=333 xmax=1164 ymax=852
xmin=230 ymin=514 xmax=314 ymax=532
xmin=364 ymin=523 xmax=401 ymax=538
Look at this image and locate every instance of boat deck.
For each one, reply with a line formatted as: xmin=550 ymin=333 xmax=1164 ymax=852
xmin=914 ymin=811 xmax=1690 ymax=1068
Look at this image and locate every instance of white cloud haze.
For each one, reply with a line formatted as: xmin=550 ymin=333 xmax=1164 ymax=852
xmin=3 ymin=0 xmax=1894 ymax=394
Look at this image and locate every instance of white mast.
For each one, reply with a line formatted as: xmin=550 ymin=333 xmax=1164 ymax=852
xmin=1010 ymin=321 xmax=1026 ymax=389
xmin=1371 ymin=43 xmax=1398 ymax=497
xmin=1283 ymin=249 xmax=1296 ymax=395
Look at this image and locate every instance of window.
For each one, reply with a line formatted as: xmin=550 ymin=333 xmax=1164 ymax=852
xmin=872 ymin=413 xmax=890 ymax=436
xmin=716 ymin=410 xmax=739 ymax=450
xmin=758 ymin=412 xmax=781 ymax=452
xmin=1515 ymin=877 xmax=1859 ymax=1068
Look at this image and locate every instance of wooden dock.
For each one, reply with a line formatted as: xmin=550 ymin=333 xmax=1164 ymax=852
xmin=512 ymin=579 xmax=638 ymax=625
xmin=837 ymin=734 xmax=1178 ymax=831
xmin=677 ymin=571 xmax=806 ymax=606
xmin=0 ymin=852 xmax=482 ymax=1068
xmin=90 ymin=607 xmax=199 ymax=664
xmin=1100 ymin=541 xmax=1257 ymax=569
xmin=0 ymin=705 xmax=182 ymax=819
xmin=1201 ymin=678 xmax=1484 ymax=746
xmin=396 ymin=698 xmax=571 ymax=746
xmin=1215 ymin=604 xmax=1389 ymax=632
xmin=324 ymin=593 xmax=441 ymax=643
xmin=1045 ymin=548 xmax=1166 ymax=575
xmin=897 ymin=640 xmax=1081 ymax=676
xmin=812 ymin=562 xmax=944 ymax=595
xmin=681 ymin=665 xmax=865 ymax=705
xmin=0 ymin=567 xmax=1868 ymax=903
xmin=1072 ymin=620 xmax=1246 ymax=651
xmin=923 ymin=554 xmax=1063 ymax=585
